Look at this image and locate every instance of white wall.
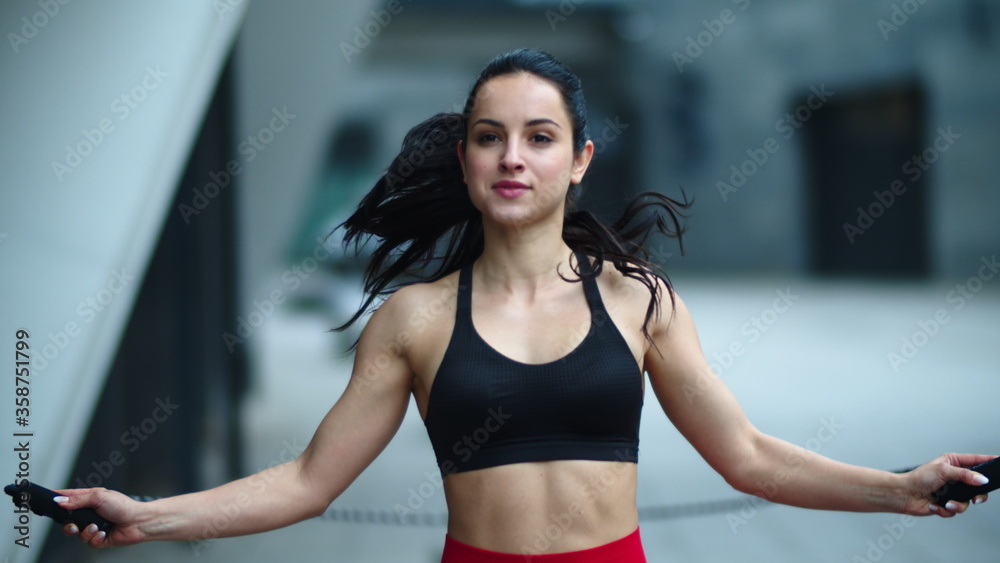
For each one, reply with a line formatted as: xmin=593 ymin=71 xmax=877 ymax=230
xmin=0 ymin=2 xmax=246 ymax=560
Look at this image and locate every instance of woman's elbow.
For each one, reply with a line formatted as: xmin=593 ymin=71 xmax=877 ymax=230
xmin=717 ymin=430 xmax=765 ymax=495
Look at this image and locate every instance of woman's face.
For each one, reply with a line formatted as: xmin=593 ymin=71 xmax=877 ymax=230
xmin=458 ymin=72 xmax=593 ymax=230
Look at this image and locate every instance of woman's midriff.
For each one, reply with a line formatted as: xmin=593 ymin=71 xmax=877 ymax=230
xmin=441 ymin=459 xmax=640 ymax=555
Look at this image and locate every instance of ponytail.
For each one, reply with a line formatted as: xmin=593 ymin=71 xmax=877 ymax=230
xmin=334 ymin=112 xmax=482 ymax=332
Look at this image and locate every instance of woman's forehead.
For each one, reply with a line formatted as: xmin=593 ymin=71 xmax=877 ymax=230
xmin=470 ymin=73 xmax=569 ymax=126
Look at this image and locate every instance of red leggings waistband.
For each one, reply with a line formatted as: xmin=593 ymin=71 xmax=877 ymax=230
xmin=441 ymin=527 xmax=646 ymax=563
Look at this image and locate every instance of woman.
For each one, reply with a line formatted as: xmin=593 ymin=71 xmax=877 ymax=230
xmin=60 ymin=48 xmax=992 ymax=561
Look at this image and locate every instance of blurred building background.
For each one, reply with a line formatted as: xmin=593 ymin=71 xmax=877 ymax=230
xmin=1 ymin=1 xmax=998 ymax=562
xmin=239 ymin=0 xmax=1000 ymax=292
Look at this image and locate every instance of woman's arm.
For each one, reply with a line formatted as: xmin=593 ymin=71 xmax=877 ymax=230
xmin=643 ymin=290 xmax=992 ymax=517
xmin=59 ymin=289 xmax=417 ymax=548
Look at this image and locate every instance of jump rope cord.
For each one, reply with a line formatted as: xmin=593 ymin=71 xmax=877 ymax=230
xmin=128 ymin=467 xmax=922 ymax=527
xmin=314 ymin=467 xmax=925 ymax=526
xmin=315 ymin=495 xmax=772 ymax=526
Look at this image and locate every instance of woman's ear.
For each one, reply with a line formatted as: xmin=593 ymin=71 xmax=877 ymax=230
xmin=570 ymin=140 xmax=594 ymax=185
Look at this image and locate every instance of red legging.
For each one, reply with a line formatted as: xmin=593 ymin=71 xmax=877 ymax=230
xmin=440 ymin=527 xmax=646 ymax=563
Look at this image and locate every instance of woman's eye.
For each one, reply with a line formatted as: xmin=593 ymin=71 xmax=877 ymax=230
xmin=531 ymin=134 xmax=553 ymax=143
xmin=478 ymin=133 xmax=500 ymax=143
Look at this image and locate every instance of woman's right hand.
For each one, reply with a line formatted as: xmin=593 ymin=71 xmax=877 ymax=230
xmin=55 ymin=487 xmax=145 ymax=548
xmin=51 ymin=285 xmax=418 ymax=549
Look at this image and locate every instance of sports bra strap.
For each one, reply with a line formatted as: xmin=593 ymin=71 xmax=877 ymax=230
xmin=456 ymin=261 xmax=473 ymax=311
xmin=575 ymin=251 xmax=605 ymax=310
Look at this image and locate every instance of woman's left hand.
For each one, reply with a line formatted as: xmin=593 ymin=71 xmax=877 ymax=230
xmin=902 ymin=453 xmax=996 ymax=517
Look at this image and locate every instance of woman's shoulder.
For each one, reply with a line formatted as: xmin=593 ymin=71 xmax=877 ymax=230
xmin=589 ymin=257 xmax=672 ymax=299
xmin=368 ymin=270 xmax=462 ymax=333
xmin=388 ymin=270 xmax=462 ymax=306
xmin=590 ymin=257 xmax=687 ymax=329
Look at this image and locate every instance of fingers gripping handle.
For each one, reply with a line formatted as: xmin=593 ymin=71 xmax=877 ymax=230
xmin=4 ymin=481 xmax=111 ymax=533
xmin=932 ymin=457 xmax=1000 ymax=504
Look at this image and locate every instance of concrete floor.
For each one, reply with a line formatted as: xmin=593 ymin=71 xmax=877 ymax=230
xmin=87 ymin=274 xmax=1000 ymax=562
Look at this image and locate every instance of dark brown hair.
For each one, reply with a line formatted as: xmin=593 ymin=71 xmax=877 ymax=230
xmin=335 ymin=48 xmax=690 ymax=345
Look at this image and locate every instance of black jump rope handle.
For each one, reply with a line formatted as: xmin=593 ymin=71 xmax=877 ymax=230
xmin=5 ymin=481 xmax=111 ymax=533
xmin=931 ymin=457 xmax=1000 ymax=505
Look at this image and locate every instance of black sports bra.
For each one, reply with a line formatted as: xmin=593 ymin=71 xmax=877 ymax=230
xmin=423 ymin=253 xmax=643 ymax=476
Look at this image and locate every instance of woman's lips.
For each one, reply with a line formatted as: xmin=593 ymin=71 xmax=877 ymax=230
xmin=492 ymin=180 xmax=530 ymax=199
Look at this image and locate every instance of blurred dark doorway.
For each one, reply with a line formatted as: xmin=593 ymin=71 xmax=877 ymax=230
xmin=803 ymin=82 xmax=929 ymax=277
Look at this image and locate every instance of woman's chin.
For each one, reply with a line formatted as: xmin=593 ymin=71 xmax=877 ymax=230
xmin=483 ymin=210 xmax=561 ymax=232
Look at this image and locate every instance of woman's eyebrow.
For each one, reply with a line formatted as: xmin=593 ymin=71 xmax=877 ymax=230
xmin=471 ymin=118 xmax=562 ymax=128
xmin=527 ymin=118 xmax=561 ymax=129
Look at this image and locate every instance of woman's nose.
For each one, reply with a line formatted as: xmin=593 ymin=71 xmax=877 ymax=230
xmin=500 ymin=142 xmax=525 ymax=172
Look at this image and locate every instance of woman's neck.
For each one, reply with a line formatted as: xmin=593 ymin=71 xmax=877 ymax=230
xmin=476 ymin=218 xmax=576 ymax=295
